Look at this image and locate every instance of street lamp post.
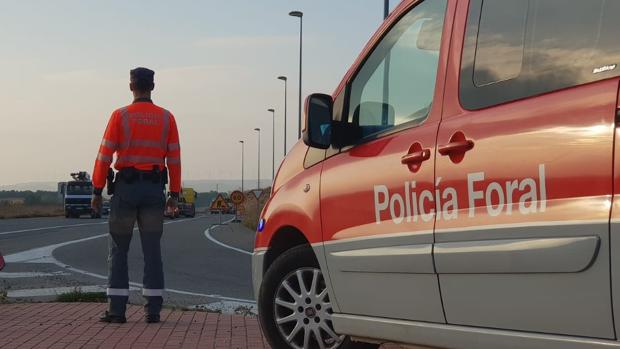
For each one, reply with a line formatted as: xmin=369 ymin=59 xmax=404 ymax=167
xmin=289 ymin=10 xmax=303 ymax=140
xmin=239 ymin=140 xmax=244 ymax=193
xmin=267 ymin=109 xmax=276 ymax=182
xmin=277 ymin=76 xmax=288 ymax=156
xmin=254 ymin=128 xmax=261 ymax=189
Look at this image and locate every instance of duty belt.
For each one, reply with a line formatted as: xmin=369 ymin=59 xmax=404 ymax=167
xmin=117 ymin=167 xmax=167 ymax=184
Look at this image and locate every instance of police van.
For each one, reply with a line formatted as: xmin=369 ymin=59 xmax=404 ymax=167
xmin=253 ymin=0 xmax=620 ymax=348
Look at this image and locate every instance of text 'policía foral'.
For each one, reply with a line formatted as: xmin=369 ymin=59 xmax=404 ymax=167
xmin=374 ymin=164 xmax=547 ymax=224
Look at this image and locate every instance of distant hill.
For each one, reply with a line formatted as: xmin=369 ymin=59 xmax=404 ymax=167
xmin=0 ymin=182 xmax=59 ymax=192
xmin=0 ymin=179 xmax=272 ymax=193
xmin=182 ymin=180 xmax=272 ymax=193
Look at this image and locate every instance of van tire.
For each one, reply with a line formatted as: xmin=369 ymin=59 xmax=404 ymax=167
xmin=258 ymin=244 xmax=379 ymax=349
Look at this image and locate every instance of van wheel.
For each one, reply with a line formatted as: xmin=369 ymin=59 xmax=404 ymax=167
xmin=259 ymin=245 xmax=378 ymax=349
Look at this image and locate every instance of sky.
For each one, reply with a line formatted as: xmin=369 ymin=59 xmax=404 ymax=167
xmin=0 ymin=0 xmax=399 ymax=187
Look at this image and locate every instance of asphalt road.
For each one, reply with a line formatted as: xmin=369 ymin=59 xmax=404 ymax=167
xmin=0 ymin=214 xmax=256 ymax=310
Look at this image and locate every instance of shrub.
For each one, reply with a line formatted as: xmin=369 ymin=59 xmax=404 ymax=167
xmin=56 ymin=288 xmax=107 ymax=303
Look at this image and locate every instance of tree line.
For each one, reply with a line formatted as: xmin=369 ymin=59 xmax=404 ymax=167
xmin=0 ymin=191 xmax=62 ymax=206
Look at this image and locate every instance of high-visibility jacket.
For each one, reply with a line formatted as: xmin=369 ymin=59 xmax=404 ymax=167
xmin=93 ymin=99 xmax=181 ymax=193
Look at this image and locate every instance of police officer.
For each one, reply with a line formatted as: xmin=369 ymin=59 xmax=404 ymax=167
xmin=91 ymin=67 xmax=182 ymax=324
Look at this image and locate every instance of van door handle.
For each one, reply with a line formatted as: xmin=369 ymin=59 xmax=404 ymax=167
xmin=401 ymin=149 xmax=431 ymax=165
xmin=438 ymin=140 xmax=474 ymax=156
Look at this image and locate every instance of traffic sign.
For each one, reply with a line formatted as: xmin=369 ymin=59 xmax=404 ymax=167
xmin=230 ymin=190 xmax=245 ymax=205
xmin=209 ymin=194 xmax=230 ymax=211
xmin=237 ymin=205 xmax=246 ymax=216
xmin=252 ymin=189 xmax=264 ymax=201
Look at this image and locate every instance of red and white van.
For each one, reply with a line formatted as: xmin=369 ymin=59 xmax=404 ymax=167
xmin=253 ymin=0 xmax=620 ymax=348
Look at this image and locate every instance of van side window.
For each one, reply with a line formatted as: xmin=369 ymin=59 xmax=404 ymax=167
xmin=345 ymin=0 xmax=447 ymax=140
xmin=461 ymin=0 xmax=620 ymax=110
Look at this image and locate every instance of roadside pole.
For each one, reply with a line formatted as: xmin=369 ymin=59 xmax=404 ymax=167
xmin=230 ymin=191 xmax=245 ymax=224
xmin=210 ymin=193 xmax=230 ymax=225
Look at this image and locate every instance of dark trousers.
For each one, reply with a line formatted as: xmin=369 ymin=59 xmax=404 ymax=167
xmin=107 ymin=179 xmax=165 ymax=316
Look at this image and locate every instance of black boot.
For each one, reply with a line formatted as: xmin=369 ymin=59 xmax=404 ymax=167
xmin=99 ymin=311 xmax=127 ymax=324
xmin=145 ymin=313 xmax=160 ymax=323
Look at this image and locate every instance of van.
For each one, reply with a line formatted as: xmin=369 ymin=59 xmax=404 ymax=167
xmin=253 ymin=0 xmax=620 ymax=348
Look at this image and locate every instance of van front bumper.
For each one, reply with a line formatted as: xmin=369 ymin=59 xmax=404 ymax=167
xmin=252 ymin=250 xmax=267 ymax=302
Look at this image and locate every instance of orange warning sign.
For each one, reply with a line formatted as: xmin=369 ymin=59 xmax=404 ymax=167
xmin=209 ymin=194 xmax=230 ymax=211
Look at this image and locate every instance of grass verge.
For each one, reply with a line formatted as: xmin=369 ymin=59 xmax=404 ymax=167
xmin=56 ymin=288 xmax=107 ymax=303
xmin=240 ymin=189 xmax=270 ymax=231
xmin=0 ymin=205 xmax=64 ymax=219
xmin=242 ymin=206 xmax=260 ymax=231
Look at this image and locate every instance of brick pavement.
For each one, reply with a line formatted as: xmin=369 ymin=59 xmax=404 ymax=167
xmin=0 ymin=303 xmax=407 ymax=349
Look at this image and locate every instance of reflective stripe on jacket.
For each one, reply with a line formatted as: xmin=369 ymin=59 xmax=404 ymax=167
xmin=92 ymin=101 xmax=181 ymax=192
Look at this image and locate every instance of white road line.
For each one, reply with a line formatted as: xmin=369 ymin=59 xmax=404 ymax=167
xmin=0 ymin=271 xmax=70 ymax=278
xmin=52 ymin=246 xmax=255 ymax=303
xmin=4 ymin=217 xmax=202 ymax=263
xmin=0 ymin=221 xmax=108 ymax=236
xmin=204 ymin=219 xmax=252 ymax=256
xmin=5 ymin=233 xmax=108 ymax=264
xmin=7 ymin=285 xmax=140 ymax=298
xmin=0 ymin=214 xmax=208 ymax=236
xmin=4 ymin=215 xmax=256 ymax=304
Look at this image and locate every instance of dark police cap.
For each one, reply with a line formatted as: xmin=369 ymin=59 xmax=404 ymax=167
xmin=130 ymin=67 xmax=155 ymax=84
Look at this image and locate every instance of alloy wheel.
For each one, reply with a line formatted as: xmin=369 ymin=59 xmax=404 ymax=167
xmin=274 ymin=267 xmax=344 ymax=349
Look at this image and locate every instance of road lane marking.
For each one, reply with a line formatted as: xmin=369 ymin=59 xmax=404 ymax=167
xmin=204 ymin=219 xmax=252 ymax=256
xmin=0 ymin=271 xmax=70 ymax=278
xmin=4 ymin=216 xmax=204 ymax=263
xmin=4 ymin=215 xmax=256 ymax=304
xmin=0 ymin=213 xmax=213 ymax=236
xmin=7 ymin=285 xmax=139 ymax=298
xmin=0 ymin=221 xmax=108 ymax=236
xmin=52 ymin=253 xmax=255 ymax=303
xmin=5 ymin=234 xmax=108 ymax=263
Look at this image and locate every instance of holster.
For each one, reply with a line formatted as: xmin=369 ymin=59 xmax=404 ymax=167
xmin=107 ymin=168 xmax=116 ymax=195
xmin=161 ymin=167 xmax=169 ymax=189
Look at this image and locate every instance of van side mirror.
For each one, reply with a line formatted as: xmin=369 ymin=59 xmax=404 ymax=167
xmin=303 ymin=93 xmax=333 ymax=150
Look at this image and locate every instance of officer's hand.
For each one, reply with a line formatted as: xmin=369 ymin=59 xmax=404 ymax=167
xmin=166 ymin=197 xmax=178 ymax=211
xmin=91 ymin=195 xmax=103 ymax=214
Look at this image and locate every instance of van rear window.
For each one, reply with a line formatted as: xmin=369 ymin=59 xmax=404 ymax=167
xmin=461 ymin=0 xmax=620 ymax=110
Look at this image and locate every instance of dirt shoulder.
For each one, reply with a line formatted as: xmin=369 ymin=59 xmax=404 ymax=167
xmin=0 ymin=205 xmax=63 ymax=219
